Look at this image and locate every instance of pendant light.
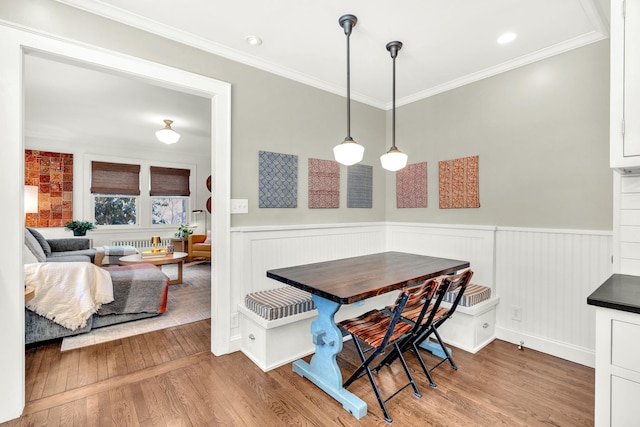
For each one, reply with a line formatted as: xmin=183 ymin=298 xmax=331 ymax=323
xmin=380 ymin=41 xmax=408 ymax=172
xmin=156 ymin=119 xmax=181 ymax=144
xmin=333 ymin=14 xmax=364 ymax=166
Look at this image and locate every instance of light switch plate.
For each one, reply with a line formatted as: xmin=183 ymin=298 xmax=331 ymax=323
xmin=230 ymin=199 xmax=249 ymax=214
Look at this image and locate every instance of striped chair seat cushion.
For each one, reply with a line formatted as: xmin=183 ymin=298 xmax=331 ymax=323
xmin=338 ymin=310 xmax=413 ymax=348
xmin=245 ymin=287 xmax=315 ymax=320
xmin=443 ymin=284 xmax=491 ymax=307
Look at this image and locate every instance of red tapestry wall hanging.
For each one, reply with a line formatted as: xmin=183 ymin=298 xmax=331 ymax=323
xmin=308 ymin=158 xmax=340 ymax=208
xmin=25 ymin=150 xmax=74 ymax=227
xmin=396 ymin=162 xmax=427 ymax=208
xmin=439 ymin=155 xmax=480 ymax=209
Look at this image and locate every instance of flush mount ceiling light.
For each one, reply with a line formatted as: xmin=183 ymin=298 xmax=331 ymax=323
xmin=380 ymin=41 xmax=408 ymax=172
xmin=333 ymin=14 xmax=364 ymax=166
xmin=497 ymin=32 xmax=517 ymax=44
xmin=245 ymin=35 xmax=263 ymax=46
xmin=155 ymin=119 xmax=180 ymax=144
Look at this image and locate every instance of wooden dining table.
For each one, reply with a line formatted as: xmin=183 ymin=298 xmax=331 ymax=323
xmin=266 ymin=251 xmax=469 ymax=419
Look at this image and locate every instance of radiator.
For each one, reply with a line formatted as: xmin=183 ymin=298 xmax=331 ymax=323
xmin=110 ymin=238 xmax=173 ymax=250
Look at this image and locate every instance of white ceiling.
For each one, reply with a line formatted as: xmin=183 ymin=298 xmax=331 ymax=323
xmin=25 ymin=1 xmax=611 ymax=151
xmin=56 ymin=0 xmax=610 ymax=108
xmin=24 ymin=53 xmax=213 ymax=153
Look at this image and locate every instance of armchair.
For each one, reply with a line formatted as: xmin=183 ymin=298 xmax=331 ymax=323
xmin=187 ymin=233 xmax=211 ymax=261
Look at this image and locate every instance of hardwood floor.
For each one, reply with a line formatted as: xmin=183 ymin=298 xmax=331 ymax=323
xmin=5 ymin=319 xmax=595 ymax=426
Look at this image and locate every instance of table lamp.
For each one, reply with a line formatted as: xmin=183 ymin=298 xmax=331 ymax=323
xmin=151 ymin=235 xmax=161 ymax=252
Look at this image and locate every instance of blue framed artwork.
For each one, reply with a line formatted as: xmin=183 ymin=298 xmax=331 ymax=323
xmin=347 ymin=164 xmax=372 ymax=208
xmin=259 ymin=150 xmax=298 ymax=208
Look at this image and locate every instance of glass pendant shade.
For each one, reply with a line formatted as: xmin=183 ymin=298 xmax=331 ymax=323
xmin=156 ymin=119 xmax=181 ymax=144
xmin=334 ymin=138 xmax=364 ymax=166
xmin=380 ymin=147 xmax=408 ymax=171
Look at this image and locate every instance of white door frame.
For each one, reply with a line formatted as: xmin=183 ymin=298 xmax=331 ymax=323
xmin=0 ymin=24 xmax=232 ymax=422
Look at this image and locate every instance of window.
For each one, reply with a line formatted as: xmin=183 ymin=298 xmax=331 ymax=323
xmin=151 ymin=197 xmax=188 ymax=224
xmin=150 ymin=166 xmax=190 ymax=225
xmin=94 ymin=196 xmax=137 ymax=225
xmin=91 ymin=161 xmax=140 ymax=225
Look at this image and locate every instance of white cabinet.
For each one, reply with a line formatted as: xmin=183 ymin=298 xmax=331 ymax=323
xmin=611 ymin=0 xmax=640 ymax=171
xmin=437 ymin=297 xmax=499 ymax=354
xmin=594 ymin=307 xmax=640 ymax=426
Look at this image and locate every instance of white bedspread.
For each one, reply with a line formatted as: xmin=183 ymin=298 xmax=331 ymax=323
xmin=25 ymin=262 xmax=114 ymax=330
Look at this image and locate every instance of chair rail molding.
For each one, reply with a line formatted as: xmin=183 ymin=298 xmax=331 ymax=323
xmin=230 ymin=222 xmax=612 ymax=367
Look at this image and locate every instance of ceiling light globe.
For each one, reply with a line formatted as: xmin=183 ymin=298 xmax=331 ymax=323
xmin=380 ymin=148 xmax=408 ymax=171
xmin=334 ymin=139 xmax=364 ymax=166
xmin=156 ymin=120 xmax=180 ymax=144
xmin=155 ymin=128 xmax=181 ymax=144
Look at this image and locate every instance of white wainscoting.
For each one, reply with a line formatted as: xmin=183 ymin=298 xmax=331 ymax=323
xmin=495 ymin=227 xmax=612 ymax=367
xmin=229 ymin=223 xmax=387 ymax=352
xmin=386 ymin=223 xmax=497 ymax=291
xmin=229 ymin=222 xmax=612 ymax=367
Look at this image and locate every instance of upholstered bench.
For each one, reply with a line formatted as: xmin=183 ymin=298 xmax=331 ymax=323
xmin=444 ymin=283 xmax=491 ymax=307
xmin=238 ymin=287 xmax=399 ymax=371
xmin=244 ymin=287 xmax=316 ymax=320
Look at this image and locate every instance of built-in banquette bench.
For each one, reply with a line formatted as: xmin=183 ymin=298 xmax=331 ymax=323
xmin=238 ymin=287 xmax=399 ymax=371
xmin=238 ymin=282 xmax=498 ymax=372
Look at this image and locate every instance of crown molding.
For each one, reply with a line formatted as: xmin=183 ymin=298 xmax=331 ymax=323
xmin=56 ymin=0 xmax=610 ymax=111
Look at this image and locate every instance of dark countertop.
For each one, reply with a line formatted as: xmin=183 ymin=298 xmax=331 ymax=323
xmin=587 ymin=274 xmax=640 ymax=315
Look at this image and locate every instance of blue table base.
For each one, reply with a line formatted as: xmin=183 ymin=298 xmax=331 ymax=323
xmin=419 ymin=339 xmax=451 ymax=360
xmin=292 ymin=295 xmax=367 ymax=419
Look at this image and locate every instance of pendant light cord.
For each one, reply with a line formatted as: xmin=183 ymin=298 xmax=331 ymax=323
xmin=346 ymin=23 xmax=352 ymax=140
xmin=392 ymin=51 xmax=396 ymax=149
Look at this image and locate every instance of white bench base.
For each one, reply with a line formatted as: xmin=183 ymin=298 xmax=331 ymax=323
xmin=238 ymin=292 xmax=399 ymax=372
xmin=436 ymin=296 xmax=500 ymax=354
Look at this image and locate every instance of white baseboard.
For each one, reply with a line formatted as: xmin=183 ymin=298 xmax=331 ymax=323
xmin=496 ymin=327 xmax=595 ymax=368
xmin=228 ymin=334 xmax=242 ymax=354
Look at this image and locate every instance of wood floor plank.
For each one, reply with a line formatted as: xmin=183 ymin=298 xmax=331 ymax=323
xmin=7 ymin=319 xmax=595 ymax=427
xmin=120 ymin=335 xmax=146 ymax=374
xmin=137 ymin=377 xmax=168 ymax=427
xmin=76 ymin=344 xmax=98 ymax=388
xmin=108 ymin=382 xmax=140 ymax=426
xmin=182 ymin=362 xmax=236 ymax=424
xmin=38 ymin=343 xmax=62 ymax=399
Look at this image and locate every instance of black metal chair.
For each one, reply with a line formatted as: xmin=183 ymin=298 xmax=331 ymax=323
xmin=373 ymin=275 xmax=451 ymax=388
xmin=409 ymin=268 xmax=474 ymax=376
xmin=337 ymin=280 xmax=438 ymax=423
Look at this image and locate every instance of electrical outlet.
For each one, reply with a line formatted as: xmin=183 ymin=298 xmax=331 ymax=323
xmin=511 ymin=306 xmax=522 ymax=321
xmin=230 ymin=199 xmax=249 ymax=214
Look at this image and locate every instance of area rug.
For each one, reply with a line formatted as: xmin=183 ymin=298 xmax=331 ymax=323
xmin=61 ymin=262 xmax=211 ymax=351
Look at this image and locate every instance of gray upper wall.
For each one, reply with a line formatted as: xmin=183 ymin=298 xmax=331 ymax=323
xmin=387 ymin=40 xmax=612 ymax=230
xmin=0 ymin=0 xmax=612 ymax=230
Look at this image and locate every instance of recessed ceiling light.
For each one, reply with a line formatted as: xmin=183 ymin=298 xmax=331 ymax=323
xmin=497 ymin=32 xmax=517 ymax=44
xmin=245 ymin=35 xmax=263 ymax=46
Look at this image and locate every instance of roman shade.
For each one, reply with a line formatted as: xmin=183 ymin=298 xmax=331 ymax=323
xmin=91 ymin=161 xmax=140 ymax=195
xmin=149 ymin=166 xmax=190 ymax=196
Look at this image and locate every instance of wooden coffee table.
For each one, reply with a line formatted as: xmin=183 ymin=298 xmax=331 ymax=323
xmin=118 ymin=252 xmax=188 ymax=285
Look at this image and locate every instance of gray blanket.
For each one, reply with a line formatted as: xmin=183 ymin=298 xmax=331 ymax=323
xmin=98 ymin=264 xmax=169 ymax=315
